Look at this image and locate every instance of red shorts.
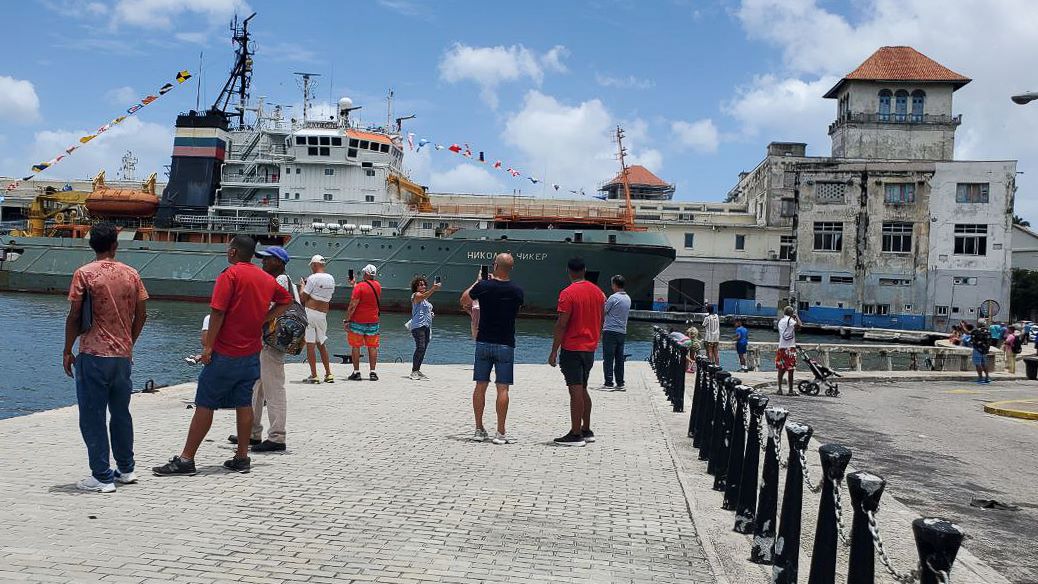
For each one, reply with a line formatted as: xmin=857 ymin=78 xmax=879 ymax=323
xmin=775 ymin=348 xmax=797 ymax=371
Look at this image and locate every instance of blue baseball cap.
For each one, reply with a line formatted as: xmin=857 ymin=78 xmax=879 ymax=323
xmin=256 ymin=246 xmax=290 ymax=264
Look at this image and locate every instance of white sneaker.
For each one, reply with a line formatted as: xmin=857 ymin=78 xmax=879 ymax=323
xmin=76 ymin=476 xmax=116 ymax=493
xmin=416 ymin=371 xmax=430 ymax=380
xmin=491 ymin=432 xmax=517 ymax=445
xmin=408 ymin=371 xmax=422 ymax=380
xmin=113 ymin=470 xmax=138 ymax=484
xmin=472 ymin=428 xmax=489 ymax=442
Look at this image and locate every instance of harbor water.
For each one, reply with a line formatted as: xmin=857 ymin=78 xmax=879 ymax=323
xmin=2 ymin=292 xmax=848 ymax=420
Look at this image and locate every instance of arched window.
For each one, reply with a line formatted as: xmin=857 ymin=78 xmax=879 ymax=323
xmin=878 ymin=89 xmax=892 ymax=121
xmin=911 ymin=90 xmax=925 ymax=121
xmin=894 ymin=90 xmax=909 ymax=122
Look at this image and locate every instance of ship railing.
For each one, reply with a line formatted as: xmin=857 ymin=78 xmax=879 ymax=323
xmin=174 ymin=214 xmax=275 ymax=231
xmin=429 ymin=202 xmax=628 ymax=220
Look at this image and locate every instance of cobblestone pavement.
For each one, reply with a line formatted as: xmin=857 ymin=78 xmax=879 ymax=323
xmin=0 ymin=361 xmax=714 ymax=583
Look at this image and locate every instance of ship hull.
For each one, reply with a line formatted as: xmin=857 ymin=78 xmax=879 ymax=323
xmin=0 ymin=233 xmax=674 ymax=314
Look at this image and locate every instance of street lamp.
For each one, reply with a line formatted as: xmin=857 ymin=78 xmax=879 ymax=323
xmin=1011 ymin=91 xmax=1038 ymax=105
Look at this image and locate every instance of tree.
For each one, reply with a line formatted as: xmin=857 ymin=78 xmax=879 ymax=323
xmin=1013 ymin=215 xmax=1031 ymax=228
xmin=1011 ymin=269 xmax=1038 ymax=320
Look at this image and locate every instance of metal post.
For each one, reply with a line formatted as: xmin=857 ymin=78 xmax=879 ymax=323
xmin=673 ymin=345 xmax=687 ymax=412
xmin=846 ymin=471 xmax=885 ymax=584
xmin=693 ymin=357 xmax=712 ymax=447
xmin=734 ymin=393 xmax=769 ymax=534
xmin=749 ymin=407 xmax=788 ymax=564
xmin=706 ymin=370 xmax=732 ymax=475
xmin=913 ymin=518 xmax=965 ymax=584
xmin=722 ymin=385 xmax=752 ymax=509
xmin=772 ymin=422 xmax=814 ymax=584
xmin=713 ymin=376 xmax=742 ymax=491
xmin=807 ymin=444 xmax=853 ymax=584
xmin=697 ymin=365 xmax=721 ymax=460
xmin=689 ymin=354 xmax=705 ymax=438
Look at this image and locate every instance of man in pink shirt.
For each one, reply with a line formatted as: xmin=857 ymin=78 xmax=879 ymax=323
xmin=63 ymin=222 xmax=149 ymax=493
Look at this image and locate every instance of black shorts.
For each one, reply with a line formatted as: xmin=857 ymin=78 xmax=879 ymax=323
xmin=559 ymin=349 xmax=594 ymax=387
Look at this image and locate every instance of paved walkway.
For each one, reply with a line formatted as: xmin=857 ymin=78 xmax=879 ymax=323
xmin=0 ymin=362 xmax=714 ymax=583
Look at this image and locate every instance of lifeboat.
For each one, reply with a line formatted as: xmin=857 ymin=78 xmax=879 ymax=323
xmin=84 ymin=170 xmax=160 ymax=218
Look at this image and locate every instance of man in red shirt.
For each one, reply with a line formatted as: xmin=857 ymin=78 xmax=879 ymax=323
xmin=344 ymin=263 xmax=382 ymax=381
xmin=154 ymin=235 xmax=292 ymax=475
xmin=549 ymin=257 xmax=606 ymax=447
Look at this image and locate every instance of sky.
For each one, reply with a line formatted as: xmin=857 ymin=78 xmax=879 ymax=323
xmin=1 ymin=0 xmax=1037 ymax=220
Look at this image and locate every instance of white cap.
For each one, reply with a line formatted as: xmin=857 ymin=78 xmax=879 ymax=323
xmin=362 ymin=264 xmax=377 ymax=276
xmin=310 ymin=255 xmax=326 ymax=265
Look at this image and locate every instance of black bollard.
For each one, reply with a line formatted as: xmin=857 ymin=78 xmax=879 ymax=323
xmin=807 ymin=444 xmax=853 ymax=584
xmin=846 ymin=471 xmax=886 ymax=584
xmin=771 ymin=422 xmax=814 ymax=584
xmin=692 ymin=358 xmax=712 ymax=447
xmin=672 ymin=345 xmax=687 ymax=412
xmin=913 ymin=518 xmax=965 ymax=584
xmin=706 ymin=370 xmax=732 ymax=474
xmin=712 ymin=376 xmax=742 ymax=491
xmin=697 ymin=365 xmax=722 ymax=460
xmin=688 ymin=355 xmax=704 ymax=438
xmin=722 ymin=385 xmax=753 ymax=509
xmin=734 ymin=393 xmax=768 ymax=533
xmin=749 ymin=406 xmax=788 ymax=564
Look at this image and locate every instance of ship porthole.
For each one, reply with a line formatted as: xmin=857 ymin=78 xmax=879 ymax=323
xmin=420 ymin=246 xmax=425 ymax=250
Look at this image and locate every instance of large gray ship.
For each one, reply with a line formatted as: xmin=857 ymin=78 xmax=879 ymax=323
xmin=0 ymin=14 xmax=674 ymax=313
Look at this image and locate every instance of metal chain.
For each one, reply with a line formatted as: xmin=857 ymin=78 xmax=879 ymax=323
xmin=798 ymin=448 xmax=823 ymax=494
xmin=831 ymin=478 xmax=851 ymax=545
xmin=867 ymin=509 xmax=920 ymax=583
xmin=926 ymin=557 xmax=951 ymax=584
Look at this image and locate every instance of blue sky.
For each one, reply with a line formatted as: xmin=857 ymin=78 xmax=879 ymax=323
xmin=2 ymin=0 xmax=1036 ymax=217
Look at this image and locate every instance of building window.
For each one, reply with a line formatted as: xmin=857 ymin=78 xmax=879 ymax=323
xmin=829 ymin=275 xmax=854 ymax=284
xmin=292 ymin=217 xmax=300 ymax=224
xmin=372 ymin=220 xmax=382 ymax=228
xmin=894 ymin=90 xmax=908 ymax=122
xmin=319 ymin=136 xmax=330 ymax=146
xmin=813 ymin=222 xmax=843 ymax=252
xmin=779 ymin=235 xmax=796 ymax=260
xmin=295 ymin=136 xmax=305 ymax=145
xmin=285 ymin=166 xmax=291 ymax=174
xmin=365 ymin=195 xmax=375 ymax=203
xmin=380 ymin=143 xmax=390 ymax=153
xmin=881 ymin=222 xmax=913 ymax=253
xmin=323 ymin=194 xmax=333 ymax=201
xmin=324 ymin=168 xmax=334 ymax=176
xmin=876 ymin=304 xmax=891 ymax=315
xmin=296 ymin=168 xmax=301 ymax=174
xmin=815 ymin=181 xmax=847 ymax=204
xmin=952 ymin=276 xmax=978 ymax=285
xmin=878 ymin=89 xmax=892 ymax=121
xmin=359 ymin=140 xmax=369 ymax=150
xmin=349 ymin=138 xmax=359 ymax=148
xmin=956 ymin=183 xmax=989 ymax=203
xmin=935 ymin=305 xmax=949 ymax=316
xmin=348 ymin=148 xmax=358 ymax=158
xmin=684 ymin=233 xmax=694 ymax=249
xmin=389 ymin=221 xmax=399 ymax=228
xmin=953 ymin=224 xmax=988 ymax=256
xmin=797 ymin=274 xmax=823 ymax=283
xmin=422 ymin=221 xmax=433 ymax=230
xmin=879 ymin=278 xmax=912 ymax=286
xmin=780 ymin=198 xmax=796 ymax=218
xmin=735 ymin=234 xmax=746 ymax=250
xmin=365 ymin=169 xmax=376 ymax=177
xmin=294 ymin=193 xmax=300 ymax=200
xmin=439 ymin=222 xmax=449 ymax=229
xmin=903 ymin=304 xmax=913 ymax=312
xmin=307 ymin=147 xmax=318 ymax=156
xmin=884 ymin=183 xmax=915 ymax=204
xmin=952 ymin=306 xmax=960 ymax=314
xmin=319 ymin=147 xmax=330 ymax=156
xmin=911 ymin=90 xmax=925 ymax=122
xmin=798 ymin=301 xmax=809 ymax=311
xmin=283 ymin=192 xmax=289 ymax=199
xmin=331 ymin=137 xmax=342 ymax=146
xmin=863 ymin=304 xmax=875 ymax=315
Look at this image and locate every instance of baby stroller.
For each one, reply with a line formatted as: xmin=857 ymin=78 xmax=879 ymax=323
xmin=796 ymin=346 xmax=841 ymax=397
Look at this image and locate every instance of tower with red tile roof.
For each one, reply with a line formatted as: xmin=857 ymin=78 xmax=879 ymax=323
xmin=599 ymin=165 xmax=676 ymax=201
xmin=824 ymin=46 xmax=970 ymax=160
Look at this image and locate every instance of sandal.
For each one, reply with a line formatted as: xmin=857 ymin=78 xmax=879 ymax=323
xmin=304 ymin=375 xmax=320 ymax=384
xmin=324 ymin=374 xmax=335 ymax=383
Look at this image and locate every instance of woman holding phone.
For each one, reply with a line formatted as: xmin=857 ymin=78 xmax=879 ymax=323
xmin=408 ymin=275 xmax=442 ymax=380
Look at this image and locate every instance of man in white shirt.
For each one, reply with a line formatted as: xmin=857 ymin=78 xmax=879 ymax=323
xmin=776 ymin=305 xmax=801 ymax=395
xmin=702 ymin=304 xmax=721 ymax=365
xmin=300 ymin=255 xmax=336 ymax=383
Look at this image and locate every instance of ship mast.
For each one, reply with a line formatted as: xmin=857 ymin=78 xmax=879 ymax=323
xmin=211 ymin=12 xmax=256 ymax=129
xmin=294 ymin=72 xmax=321 ymax=122
xmin=615 ymin=125 xmax=634 ymax=226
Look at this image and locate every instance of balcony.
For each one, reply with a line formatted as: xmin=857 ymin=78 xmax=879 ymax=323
xmin=829 ymin=112 xmax=962 ymax=134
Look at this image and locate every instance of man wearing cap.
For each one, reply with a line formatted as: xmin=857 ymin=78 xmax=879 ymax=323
xmin=344 ymin=264 xmax=381 ymax=381
xmin=228 ymin=245 xmax=294 ymax=452
xmin=300 ymin=255 xmax=336 ymax=383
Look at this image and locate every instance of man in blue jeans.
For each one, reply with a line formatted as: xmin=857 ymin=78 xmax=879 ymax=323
xmin=63 ymin=222 xmax=149 ymax=493
xmin=601 ymin=274 xmax=631 ymax=390
xmin=461 ymin=253 xmax=524 ymax=445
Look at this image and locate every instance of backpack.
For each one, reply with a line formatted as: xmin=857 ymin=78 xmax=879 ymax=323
xmin=263 ymin=277 xmax=309 ymax=355
xmin=1012 ymin=334 xmax=1023 ymax=354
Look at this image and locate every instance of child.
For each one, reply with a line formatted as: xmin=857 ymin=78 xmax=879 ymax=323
xmin=734 ymin=319 xmax=750 ymax=372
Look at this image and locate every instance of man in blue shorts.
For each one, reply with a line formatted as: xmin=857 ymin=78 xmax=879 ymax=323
xmin=734 ymin=319 xmax=750 ymax=372
xmin=461 ymin=253 xmax=524 ymax=445
xmin=153 ymin=235 xmax=292 ymax=475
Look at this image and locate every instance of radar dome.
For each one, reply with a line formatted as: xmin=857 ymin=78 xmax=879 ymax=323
xmin=338 ymin=97 xmax=353 ymax=110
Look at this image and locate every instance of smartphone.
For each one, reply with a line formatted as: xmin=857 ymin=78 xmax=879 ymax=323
xmin=348 ymin=268 xmax=355 ymax=282
xmin=480 ymin=265 xmax=489 ymax=280
xmin=434 ymin=275 xmax=442 ymax=285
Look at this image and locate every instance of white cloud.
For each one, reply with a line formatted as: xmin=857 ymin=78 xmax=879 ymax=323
xmin=595 ymin=73 xmax=655 ymax=90
xmin=0 ymin=76 xmax=41 ymax=123
xmin=174 ymin=31 xmax=209 ymax=44
xmin=728 ymin=0 xmax=1038 ymax=218
xmin=104 ymin=86 xmax=138 ymax=106
xmin=502 ymin=91 xmax=664 ymax=195
xmin=112 ymin=0 xmax=250 ymax=29
xmin=377 ymin=0 xmax=430 ymax=18
xmin=258 ymin=41 xmax=319 ymax=63
xmin=439 ymin=43 xmax=568 ymax=108
xmin=671 ymin=118 xmax=720 ymax=153
xmin=429 ymin=164 xmax=506 ymax=194
xmin=21 ymin=117 xmax=174 ymax=182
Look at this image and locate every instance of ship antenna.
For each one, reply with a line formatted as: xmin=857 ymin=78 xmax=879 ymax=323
xmin=210 ymin=11 xmax=256 ymax=129
xmin=615 ymin=125 xmax=633 ymax=227
xmin=386 ymin=89 xmax=394 ymax=130
xmin=294 ymin=71 xmax=321 ymax=122
xmin=395 ymin=114 xmax=416 ymax=134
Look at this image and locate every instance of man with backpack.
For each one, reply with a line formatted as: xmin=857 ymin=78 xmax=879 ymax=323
xmin=971 ymin=318 xmax=992 ymax=384
xmin=345 ymin=264 xmax=382 ymax=381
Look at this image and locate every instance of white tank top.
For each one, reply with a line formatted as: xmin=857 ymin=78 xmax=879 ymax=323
xmin=303 ymin=272 xmax=336 ymax=302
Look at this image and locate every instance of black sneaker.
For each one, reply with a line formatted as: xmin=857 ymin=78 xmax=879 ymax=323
xmin=227 ymin=435 xmax=261 ymax=446
xmin=553 ymin=433 xmax=587 ymax=447
xmin=616 ymin=383 xmax=626 ymax=391
xmin=251 ymin=440 xmax=286 ymax=453
xmin=369 ymin=372 xmax=379 ymax=381
xmin=581 ymin=429 xmax=596 ymax=443
xmin=348 ymin=371 xmax=363 ymax=381
xmin=152 ymin=455 xmax=197 ymax=476
xmin=603 ymin=381 xmax=614 ymax=388
xmin=223 ymin=455 xmax=251 ymax=473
